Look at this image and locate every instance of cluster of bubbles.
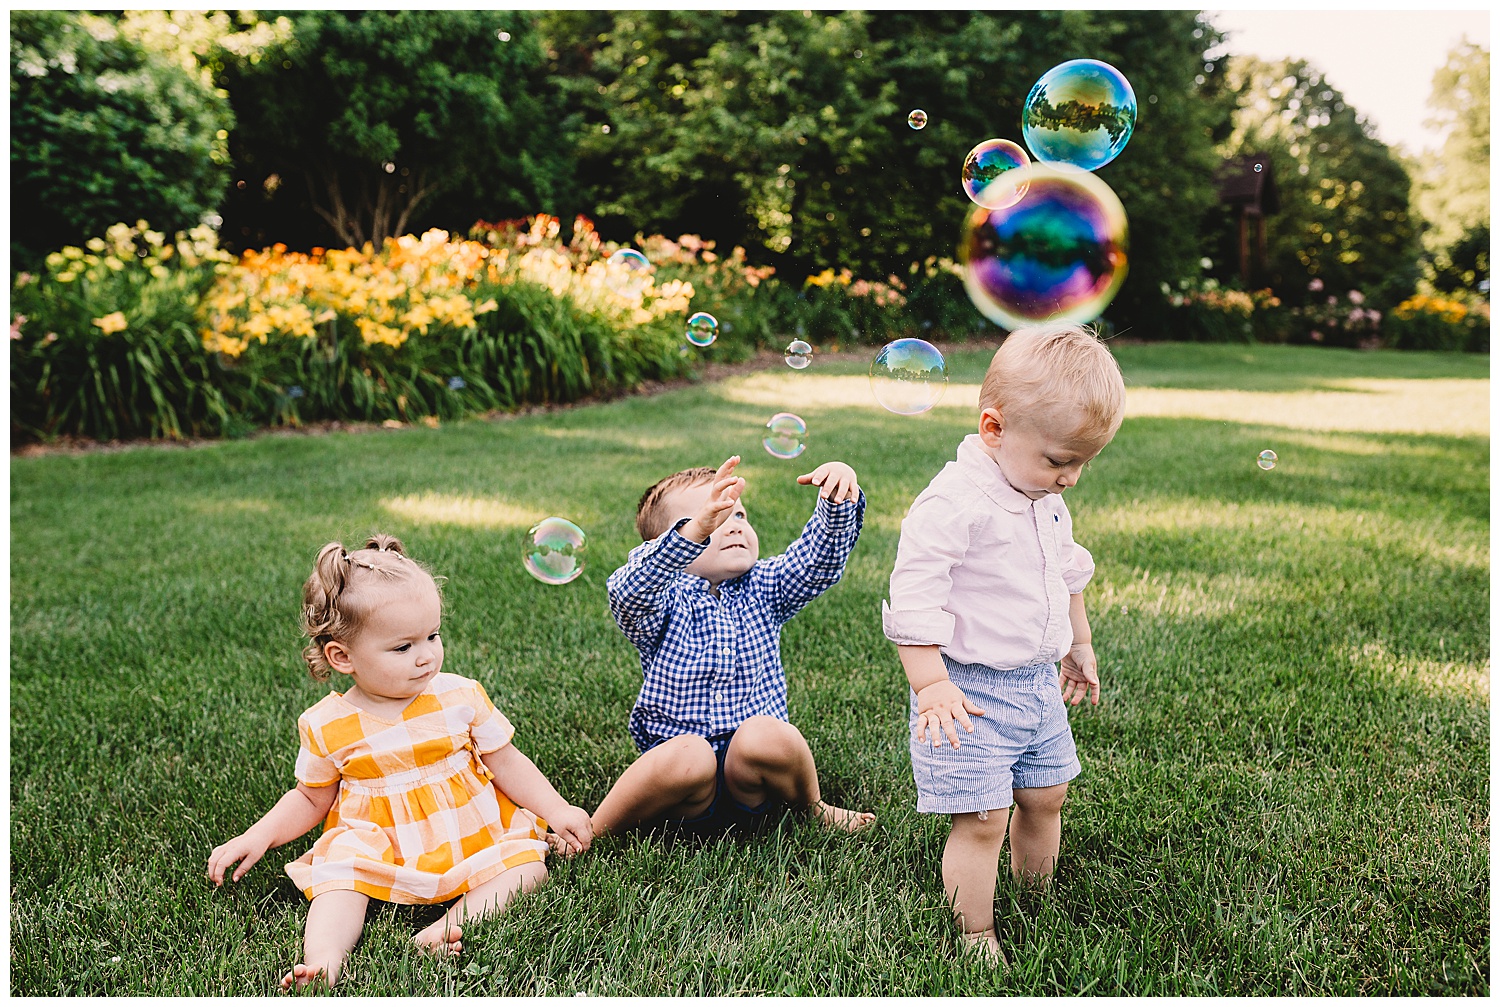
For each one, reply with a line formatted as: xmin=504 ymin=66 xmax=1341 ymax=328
xmin=949 ymin=59 xmax=1136 ymax=332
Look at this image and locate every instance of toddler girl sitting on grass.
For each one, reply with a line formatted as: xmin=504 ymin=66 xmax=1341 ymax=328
xmin=207 ymin=534 xmax=593 ymax=990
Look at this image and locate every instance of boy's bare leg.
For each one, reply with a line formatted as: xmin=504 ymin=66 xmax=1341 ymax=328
xmin=722 ymin=715 xmax=875 ymax=832
xmin=414 ymin=861 xmax=548 ymax=953
xmin=282 ymin=889 xmax=368 ymax=990
xmin=591 ymin=734 xmax=719 ymax=836
xmin=1009 ymin=783 xmax=1068 ymax=884
xmin=944 ymin=810 xmax=1010 ymax=966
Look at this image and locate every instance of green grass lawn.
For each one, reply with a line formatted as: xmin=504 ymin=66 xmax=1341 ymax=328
xmin=10 ymin=342 xmax=1489 ymax=995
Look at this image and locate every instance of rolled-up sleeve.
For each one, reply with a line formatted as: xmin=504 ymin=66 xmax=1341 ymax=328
xmin=883 ymin=491 xmax=971 ymax=648
xmin=1057 ymin=505 xmax=1095 ymax=594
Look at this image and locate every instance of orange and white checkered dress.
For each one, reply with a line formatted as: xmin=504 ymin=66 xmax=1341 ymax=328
xmin=283 ymin=672 xmax=549 ymax=905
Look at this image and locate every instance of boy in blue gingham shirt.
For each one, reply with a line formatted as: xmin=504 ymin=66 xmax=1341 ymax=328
xmin=592 ymin=455 xmax=876 ymax=837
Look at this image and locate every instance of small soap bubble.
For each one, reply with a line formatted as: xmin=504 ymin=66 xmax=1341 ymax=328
xmin=784 ymin=339 xmax=812 ymax=369
xmin=962 ymin=138 xmax=1031 ymax=210
xmin=907 ymin=109 xmax=928 ymax=130
xmin=496 ymin=30 xmax=511 ymax=41
xmin=685 ymin=311 xmax=719 ymax=347
xmin=447 ymin=376 xmax=466 ymax=390
xmin=1021 ymin=59 xmax=1137 ymax=171
xmin=977 ymin=810 xmax=989 ymax=822
xmin=960 ymin=163 xmax=1129 ymax=330
xmin=1253 ymin=162 xmax=1263 ymax=173
xmin=764 ymin=412 xmax=807 ymax=459
xmin=1257 ymin=449 xmax=1278 ymax=470
xmin=522 ymin=518 xmax=588 ymax=585
xmin=608 ymin=248 xmax=649 ymax=272
xmin=869 ymin=338 xmax=948 ymax=415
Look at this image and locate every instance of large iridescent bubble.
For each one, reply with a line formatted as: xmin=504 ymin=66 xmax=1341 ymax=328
xmin=1021 ymin=59 xmax=1137 ymax=172
xmin=869 ymin=338 xmax=948 ymax=415
xmin=962 ymin=138 xmax=1031 ymax=210
xmin=522 ymin=517 xmax=589 ymax=585
xmin=960 ymin=163 xmax=1129 ymax=331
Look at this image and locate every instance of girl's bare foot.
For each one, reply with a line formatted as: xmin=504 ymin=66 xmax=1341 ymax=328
xmin=413 ymin=920 xmax=463 ymax=958
xmin=809 ymin=799 xmax=876 ymax=833
xmin=959 ymin=927 xmax=1007 ymax=969
xmin=279 ymin=963 xmax=331 ymax=991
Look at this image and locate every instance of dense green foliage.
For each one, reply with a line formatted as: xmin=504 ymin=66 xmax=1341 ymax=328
xmin=1413 ymin=40 xmax=1489 ymax=298
xmin=541 ymin=10 xmax=1229 ymax=337
xmin=214 ymin=10 xmax=575 ymax=251
xmin=8 ymin=10 xmax=233 ymax=270
xmin=10 ymin=346 xmax=1488 ymax=995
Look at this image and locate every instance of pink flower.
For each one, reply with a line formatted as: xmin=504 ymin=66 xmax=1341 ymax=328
xmin=1310 ymin=330 xmax=1324 ymax=342
xmin=1347 ymin=290 xmax=1364 ymax=305
xmin=10 ymin=314 xmax=25 ymax=340
xmin=1308 ymin=278 xmax=1324 ymax=292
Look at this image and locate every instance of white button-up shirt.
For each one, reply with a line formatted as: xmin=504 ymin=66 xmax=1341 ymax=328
xmin=883 ymin=434 xmax=1095 ymax=669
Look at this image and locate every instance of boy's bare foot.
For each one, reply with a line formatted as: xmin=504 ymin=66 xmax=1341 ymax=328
xmin=809 ymin=799 xmax=876 ymax=833
xmin=413 ymin=920 xmax=463 ymax=958
xmin=279 ymin=963 xmax=331 ymax=991
xmin=959 ymin=927 xmax=1008 ymax=969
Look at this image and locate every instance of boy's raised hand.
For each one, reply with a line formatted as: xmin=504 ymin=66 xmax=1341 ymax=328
xmin=681 ymin=456 xmax=745 ymax=543
xmin=797 ymin=461 xmax=860 ymax=504
xmin=1059 ymin=642 xmax=1100 ymax=706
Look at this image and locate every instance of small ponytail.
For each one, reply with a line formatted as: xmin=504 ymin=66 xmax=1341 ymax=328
xmin=299 ymin=534 xmax=439 ymax=682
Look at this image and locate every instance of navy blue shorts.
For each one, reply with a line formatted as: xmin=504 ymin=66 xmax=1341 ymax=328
xmin=650 ymin=732 xmax=787 ymax=839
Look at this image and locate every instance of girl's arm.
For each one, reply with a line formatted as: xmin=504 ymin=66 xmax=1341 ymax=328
xmin=482 ymin=745 xmax=594 ymax=854
xmin=207 ymin=782 xmax=339 ymax=886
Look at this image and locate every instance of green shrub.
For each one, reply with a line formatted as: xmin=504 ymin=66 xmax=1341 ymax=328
xmin=9 ymin=11 xmax=231 ymax=270
xmin=1383 ymin=294 xmax=1489 ymax=353
xmin=10 ymin=223 xmax=234 ymax=441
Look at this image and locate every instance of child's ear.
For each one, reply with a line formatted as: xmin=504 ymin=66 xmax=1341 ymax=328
xmin=323 ymin=640 xmax=356 ymax=677
xmin=978 ymin=407 xmax=1005 ymax=447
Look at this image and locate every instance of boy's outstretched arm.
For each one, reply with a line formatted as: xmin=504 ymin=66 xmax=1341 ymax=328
xmin=760 ymin=461 xmax=865 ymax=621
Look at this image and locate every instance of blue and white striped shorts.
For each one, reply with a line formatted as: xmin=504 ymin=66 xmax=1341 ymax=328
xmin=908 ymin=657 xmax=1081 ymax=815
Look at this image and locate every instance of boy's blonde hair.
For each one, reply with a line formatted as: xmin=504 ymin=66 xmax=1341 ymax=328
xmin=300 ymin=533 xmax=443 ymax=681
xmin=978 ymin=322 xmax=1126 ymax=444
xmin=635 ymin=467 xmax=716 ymax=540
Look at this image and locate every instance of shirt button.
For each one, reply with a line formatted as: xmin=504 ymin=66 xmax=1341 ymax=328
xmin=714 ymin=692 xmax=725 ymax=702
xmin=721 ymin=646 xmax=732 ymax=656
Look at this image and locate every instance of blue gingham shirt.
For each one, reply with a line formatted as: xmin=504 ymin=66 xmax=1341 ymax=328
xmin=608 ymin=492 xmax=865 ymax=753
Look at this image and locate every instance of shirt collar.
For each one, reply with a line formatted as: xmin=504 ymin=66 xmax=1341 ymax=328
xmin=956 ymin=433 xmax=1033 ymax=514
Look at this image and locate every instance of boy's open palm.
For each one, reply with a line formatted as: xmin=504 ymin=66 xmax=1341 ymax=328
xmin=914 ymin=679 xmax=986 ymax=749
xmin=797 ymin=461 xmax=860 ymax=503
xmin=1059 ymin=642 xmax=1100 ymax=706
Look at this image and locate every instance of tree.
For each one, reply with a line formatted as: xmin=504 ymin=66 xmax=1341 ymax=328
xmin=1219 ymin=57 xmax=1420 ymax=307
xmin=9 ymin=10 xmax=233 ymax=268
xmin=1413 ymin=40 xmax=1489 ymax=296
xmin=215 ymin=10 xmax=577 ymax=251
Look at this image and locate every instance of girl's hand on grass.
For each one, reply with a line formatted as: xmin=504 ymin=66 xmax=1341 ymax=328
xmin=797 ymin=461 xmax=859 ymax=504
xmin=545 ymin=805 xmax=594 ymax=856
xmin=914 ymin=679 xmax=985 ymax=749
xmin=1059 ymin=642 xmax=1100 ymax=706
xmin=681 ymin=456 xmax=744 ymax=543
xmin=207 ymin=831 xmax=270 ymax=886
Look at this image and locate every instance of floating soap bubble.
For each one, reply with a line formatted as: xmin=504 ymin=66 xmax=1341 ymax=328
xmin=869 ymin=338 xmax=948 ymax=415
xmin=685 ymin=311 xmax=719 ymax=347
xmin=962 ymin=139 xmax=1031 ymax=210
xmin=784 ymin=339 xmax=813 ymax=369
xmin=959 ymin=163 xmax=1129 ymax=331
xmin=907 ymin=109 xmax=928 ymax=130
xmin=1257 ymin=449 xmax=1277 ymax=470
xmin=522 ymin=517 xmax=588 ymax=585
xmin=764 ymin=412 xmax=807 ymax=459
xmin=1021 ymin=59 xmax=1137 ymax=172
xmin=608 ymin=248 xmax=650 ymax=272
xmin=1253 ymin=162 xmax=1264 ymax=173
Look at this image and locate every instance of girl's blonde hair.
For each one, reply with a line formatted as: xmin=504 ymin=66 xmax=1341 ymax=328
xmin=978 ymin=322 xmax=1126 ymax=444
xmin=300 ymin=533 xmax=442 ymax=682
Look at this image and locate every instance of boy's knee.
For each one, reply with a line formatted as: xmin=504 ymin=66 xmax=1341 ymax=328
xmin=1013 ymin=782 xmax=1068 ymax=816
xmin=731 ymin=716 xmax=808 ymax=769
xmin=655 ymin=734 xmax=718 ymax=793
